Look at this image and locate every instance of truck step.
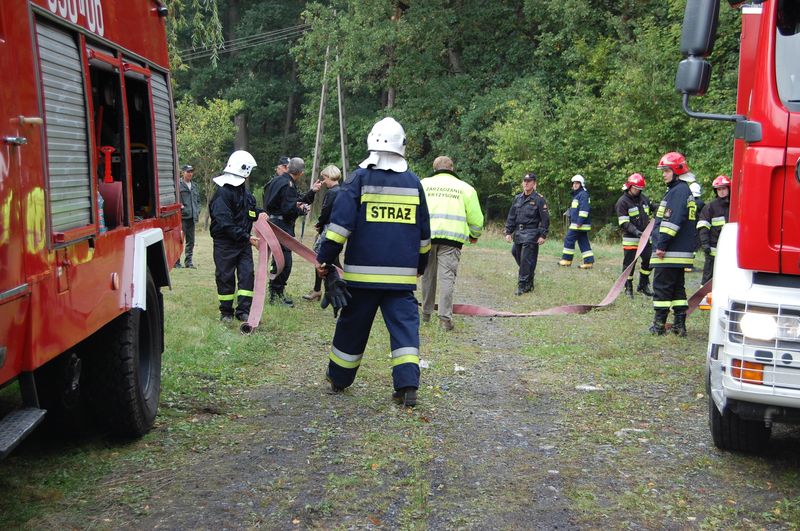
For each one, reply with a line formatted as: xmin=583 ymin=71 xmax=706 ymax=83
xmin=0 ymin=407 xmax=46 ymax=459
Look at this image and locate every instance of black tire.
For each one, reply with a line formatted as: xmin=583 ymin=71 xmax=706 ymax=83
xmin=708 ymin=394 xmax=771 ymax=453
xmin=85 ymin=271 xmax=163 ymax=437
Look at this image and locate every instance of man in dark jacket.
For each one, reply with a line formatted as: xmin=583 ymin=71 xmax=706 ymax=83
xmin=650 ymin=152 xmax=697 ymax=337
xmin=697 ymin=175 xmax=731 ymax=285
xmin=176 ymin=164 xmax=201 ymax=269
xmin=263 ymin=156 xmax=321 ymax=306
xmin=614 ymin=173 xmax=653 ymax=298
xmin=209 ymin=150 xmax=266 ymax=323
xmin=504 ymin=172 xmax=550 ymax=295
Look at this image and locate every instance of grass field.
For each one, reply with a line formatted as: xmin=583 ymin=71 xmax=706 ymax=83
xmin=2 ymin=228 xmax=800 ymax=529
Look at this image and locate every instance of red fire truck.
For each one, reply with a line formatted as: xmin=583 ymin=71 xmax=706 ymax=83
xmin=0 ymin=0 xmax=182 ymax=457
xmin=677 ymin=0 xmax=800 ymax=452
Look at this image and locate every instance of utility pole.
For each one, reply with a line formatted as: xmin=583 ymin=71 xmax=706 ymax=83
xmin=305 ymin=46 xmax=330 ymax=240
xmin=336 ymin=52 xmax=349 ymax=177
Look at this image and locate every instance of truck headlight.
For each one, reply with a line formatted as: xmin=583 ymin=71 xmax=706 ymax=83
xmin=738 ymin=312 xmax=800 ymax=341
xmin=739 ymin=312 xmax=778 ymax=341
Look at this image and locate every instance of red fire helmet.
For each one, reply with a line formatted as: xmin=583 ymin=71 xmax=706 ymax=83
xmin=713 ymin=175 xmax=731 ymax=188
xmin=626 ymin=173 xmax=646 ymax=190
xmin=657 ymin=152 xmax=689 ymax=175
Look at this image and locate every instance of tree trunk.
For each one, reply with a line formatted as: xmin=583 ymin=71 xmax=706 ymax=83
xmin=234 ymin=113 xmax=249 ymax=151
xmin=284 ymin=61 xmax=297 ymax=139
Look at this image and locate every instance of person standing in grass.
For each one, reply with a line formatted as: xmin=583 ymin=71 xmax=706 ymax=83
xmin=209 ymin=150 xmax=266 ymax=323
xmin=559 ymin=174 xmax=594 ymax=269
xmin=176 ymin=164 xmax=200 ymax=269
xmin=420 ymin=155 xmax=484 ymax=331
xmin=697 ymin=175 xmax=731 ymax=285
xmin=303 ymin=165 xmax=343 ymax=302
xmin=614 ymin=173 xmax=653 ymax=298
xmin=316 ymin=117 xmax=431 ymax=408
xmin=504 ymin=171 xmax=549 ymax=295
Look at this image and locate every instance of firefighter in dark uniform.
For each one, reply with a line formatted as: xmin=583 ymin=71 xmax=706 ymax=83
xmin=263 ymin=156 xmax=321 ymax=306
xmin=209 ymin=150 xmax=266 ymax=323
xmin=687 ymin=181 xmax=705 ymax=273
xmin=614 ymin=173 xmax=653 ymax=298
xmin=316 ymin=117 xmax=431 ymax=408
xmin=559 ymin=174 xmax=594 ymax=269
xmin=650 ymin=152 xmax=697 ymax=337
xmin=504 ymin=172 xmax=550 ymax=295
xmin=697 ymin=175 xmax=731 ymax=285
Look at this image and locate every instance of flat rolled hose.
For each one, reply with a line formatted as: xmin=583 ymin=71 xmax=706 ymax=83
xmin=240 ymin=218 xmax=285 ymax=335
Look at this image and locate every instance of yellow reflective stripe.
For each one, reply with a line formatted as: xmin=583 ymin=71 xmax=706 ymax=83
xmin=361 ymin=193 xmax=420 ymax=205
xmin=420 ymin=243 xmax=431 ymax=254
xmin=569 ymin=224 xmax=591 ymax=231
xmin=578 ymin=210 xmax=589 ymax=217
xmin=238 ymin=290 xmax=254 ymax=298
xmin=640 ymin=269 xmax=651 ymax=276
xmin=392 ymin=354 xmax=420 ymax=367
xmin=697 ymin=220 xmax=711 ymax=229
xmin=711 ymin=217 xmax=726 ymax=226
xmin=672 ymin=299 xmax=689 ymax=306
xmin=326 ymin=229 xmax=347 ymax=244
xmin=248 ymin=210 xmax=256 ymax=218
xmin=218 ymin=293 xmax=235 ymax=301
xmin=628 ymin=207 xmax=640 ymax=215
xmin=329 ymin=351 xmax=362 ymax=369
xmin=651 ymin=256 xmax=694 ymax=265
xmin=571 ymin=200 xmax=578 ymax=208
xmin=659 ymin=226 xmax=677 ymax=236
xmin=344 ymin=272 xmax=417 ymax=285
xmin=562 ymin=248 xmax=575 ymax=255
xmin=618 ymin=216 xmax=630 ymax=225
xmin=656 ymin=206 xmax=665 ymax=217
xmin=653 ymin=300 xmax=672 ymax=308
xmin=581 ymin=250 xmax=594 ymax=258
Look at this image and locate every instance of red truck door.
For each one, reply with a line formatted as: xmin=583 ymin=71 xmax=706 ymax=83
xmin=0 ymin=3 xmax=31 ymax=384
xmin=783 ymin=114 xmax=800 ymax=275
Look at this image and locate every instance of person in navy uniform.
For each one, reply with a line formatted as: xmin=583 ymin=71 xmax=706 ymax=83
xmin=209 ymin=151 xmax=266 ymax=323
xmin=504 ymin=172 xmax=549 ymax=295
xmin=316 ymin=117 xmax=431 ymax=408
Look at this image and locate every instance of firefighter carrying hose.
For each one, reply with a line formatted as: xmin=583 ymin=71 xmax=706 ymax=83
xmin=316 ymin=117 xmax=431 ymax=408
xmin=697 ymin=175 xmax=731 ymax=285
xmin=650 ymin=152 xmax=697 ymax=337
xmin=209 ymin=150 xmax=266 ymax=323
xmin=614 ymin=173 xmax=653 ymax=298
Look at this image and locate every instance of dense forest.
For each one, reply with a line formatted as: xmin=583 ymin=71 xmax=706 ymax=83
xmin=169 ymin=0 xmax=741 ymax=229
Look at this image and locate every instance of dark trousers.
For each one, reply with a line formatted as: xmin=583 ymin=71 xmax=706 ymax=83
xmin=653 ymin=267 xmax=687 ymax=317
xmin=562 ymin=230 xmax=594 ymax=263
xmin=702 ymin=254 xmax=715 ymax=285
xmin=269 ymin=218 xmax=293 ymax=293
xmin=622 ymin=241 xmax=651 ymax=279
xmin=181 ymin=218 xmax=195 ymax=266
xmin=511 ymin=241 xmax=540 ymax=285
xmin=327 ymin=288 xmax=420 ymax=391
xmin=213 ymin=239 xmax=254 ymax=319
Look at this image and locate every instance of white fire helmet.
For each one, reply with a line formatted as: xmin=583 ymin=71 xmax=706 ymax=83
xmin=571 ymin=174 xmax=585 ymax=186
xmin=224 ymin=150 xmax=257 ymax=178
xmin=689 ymin=182 xmax=702 ymax=198
xmin=367 ymin=117 xmax=407 ymax=156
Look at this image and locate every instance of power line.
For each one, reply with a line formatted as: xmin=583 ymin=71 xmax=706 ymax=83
xmin=180 ymin=24 xmax=310 ymax=61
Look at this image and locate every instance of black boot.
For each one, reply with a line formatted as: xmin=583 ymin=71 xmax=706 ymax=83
xmin=624 ymin=280 xmax=634 ymax=298
xmin=515 ymin=282 xmax=526 ymax=296
xmin=527 ymin=277 xmax=534 ymax=293
xmin=649 ymin=310 xmax=668 ymax=336
xmin=637 ymin=275 xmax=653 ymax=296
xmin=672 ymin=311 xmax=687 ymax=337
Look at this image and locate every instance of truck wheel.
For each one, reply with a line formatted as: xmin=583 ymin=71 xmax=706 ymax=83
xmin=708 ymin=394 xmax=770 ymax=453
xmin=85 ymin=271 xmax=163 ymax=437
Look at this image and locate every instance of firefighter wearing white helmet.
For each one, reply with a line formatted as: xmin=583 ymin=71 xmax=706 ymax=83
xmin=687 ymin=181 xmax=705 ymax=273
xmin=209 ymin=150 xmax=266 ymax=322
xmin=316 ymin=117 xmax=431 ymax=408
xmin=559 ymin=174 xmax=594 ymax=269
xmin=697 ymin=175 xmax=731 ymax=285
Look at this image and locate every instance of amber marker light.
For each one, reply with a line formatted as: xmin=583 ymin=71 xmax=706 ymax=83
xmin=731 ymin=359 xmax=764 ymax=385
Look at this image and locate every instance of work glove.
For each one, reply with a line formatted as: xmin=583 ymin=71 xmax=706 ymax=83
xmin=320 ymin=267 xmax=352 ymax=317
xmin=704 ymin=246 xmax=712 ymax=256
xmin=634 ymin=229 xmax=643 ymax=238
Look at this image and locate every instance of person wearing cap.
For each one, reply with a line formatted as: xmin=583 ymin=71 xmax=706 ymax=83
xmin=176 ymin=164 xmax=201 ymax=269
xmin=649 ymin=151 xmax=698 ymax=337
xmin=504 ymin=172 xmax=550 ymax=295
xmin=316 ymin=117 xmax=431 ymax=408
xmin=264 ymin=156 xmax=322 ymax=306
xmin=614 ymin=173 xmax=653 ymax=298
xmin=209 ymin=150 xmax=267 ymax=323
xmin=420 ymin=156 xmax=484 ymax=330
xmin=559 ymin=174 xmax=594 ymax=269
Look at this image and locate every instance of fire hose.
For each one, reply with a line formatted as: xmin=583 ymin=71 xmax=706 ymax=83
xmin=239 ymin=218 xmax=285 ymax=335
xmin=257 ymin=219 xmax=711 ymax=325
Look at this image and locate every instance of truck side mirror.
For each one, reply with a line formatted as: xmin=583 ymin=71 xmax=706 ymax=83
xmin=680 ymin=0 xmax=721 ymax=57
xmin=676 ymin=56 xmax=711 ymax=96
